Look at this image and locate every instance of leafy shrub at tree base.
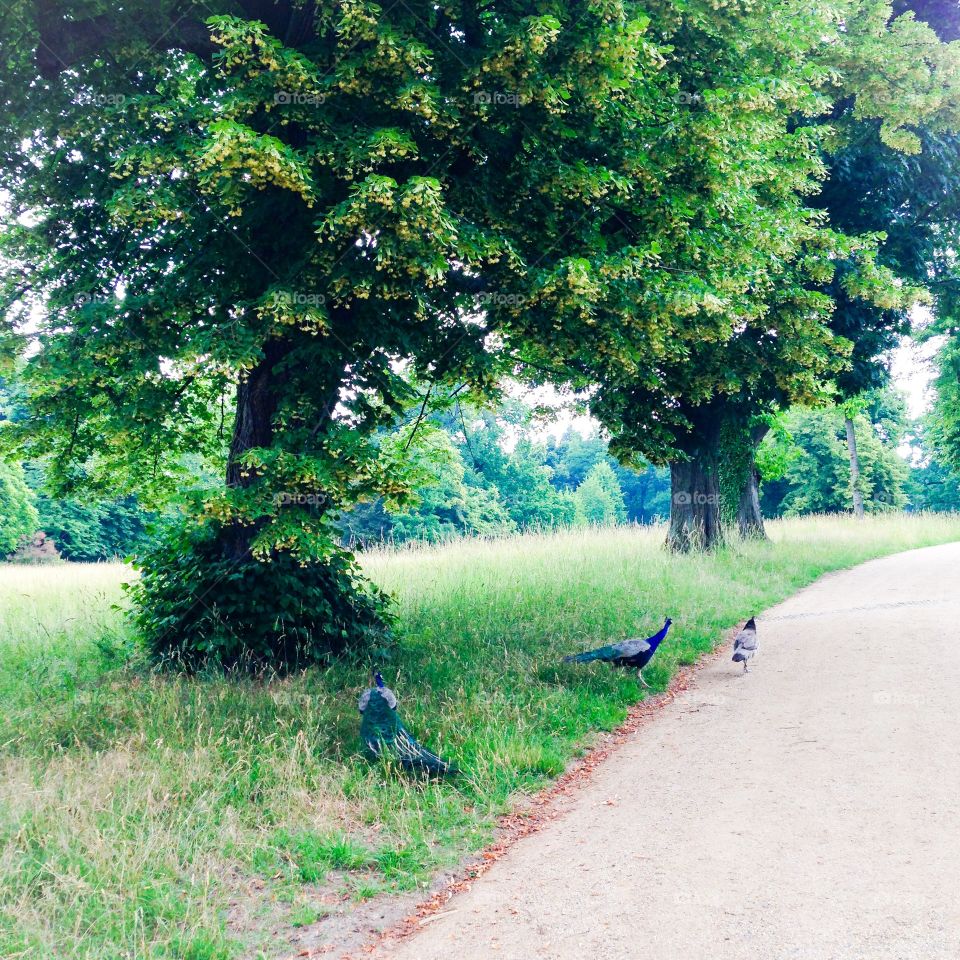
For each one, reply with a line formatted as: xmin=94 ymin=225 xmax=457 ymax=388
xmin=128 ymin=519 xmax=391 ymax=672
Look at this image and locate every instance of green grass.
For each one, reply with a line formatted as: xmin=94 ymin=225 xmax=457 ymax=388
xmin=2 ymin=513 xmax=960 ymax=958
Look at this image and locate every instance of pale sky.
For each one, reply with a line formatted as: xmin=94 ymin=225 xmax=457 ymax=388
xmin=891 ymin=320 xmax=941 ymax=421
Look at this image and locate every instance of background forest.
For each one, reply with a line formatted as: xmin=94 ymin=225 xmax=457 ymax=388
xmin=4 ymin=375 xmax=959 ymax=559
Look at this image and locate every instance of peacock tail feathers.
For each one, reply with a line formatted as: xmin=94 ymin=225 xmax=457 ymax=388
xmin=562 ymin=645 xmax=620 ymax=664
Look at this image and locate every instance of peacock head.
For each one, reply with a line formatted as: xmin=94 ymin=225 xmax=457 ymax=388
xmin=664 ymin=617 xmax=673 ymax=628
xmin=374 ymin=671 xmax=385 ymax=689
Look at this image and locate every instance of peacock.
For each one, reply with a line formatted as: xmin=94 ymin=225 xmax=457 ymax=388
xmin=358 ymin=673 xmax=458 ymax=776
xmin=732 ymin=617 xmax=759 ymax=672
xmin=562 ymin=617 xmax=672 ymax=688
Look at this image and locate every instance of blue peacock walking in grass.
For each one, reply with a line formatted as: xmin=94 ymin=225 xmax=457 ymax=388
xmin=358 ymin=673 xmax=459 ymax=776
xmin=562 ymin=617 xmax=672 ymax=688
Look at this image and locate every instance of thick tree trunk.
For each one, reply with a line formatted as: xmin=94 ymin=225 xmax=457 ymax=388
xmin=223 ymin=341 xmax=289 ymax=560
xmin=736 ymin=424 xmax=770 ymax=540
xmin=668 ymin=430 xmax=723 ymax=551
xmin=845 ymin=416 xmax=865 ymax=518
xmin=227 ymin=354 xmax=281 ymax=490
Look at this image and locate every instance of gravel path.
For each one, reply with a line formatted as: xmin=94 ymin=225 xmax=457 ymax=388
xmin=376 ymin=542 xmax=960 ymax=960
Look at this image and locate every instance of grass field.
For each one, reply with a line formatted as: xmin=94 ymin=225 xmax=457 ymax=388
xmin=2 ymin=514 xmax=960 ymax=959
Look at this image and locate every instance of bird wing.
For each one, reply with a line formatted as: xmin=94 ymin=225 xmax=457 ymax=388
xmin=358 ymin=689 xmax=372 ymax=712
xmin=564 ymin=636 xmax=651 ymax=664
xmin=733 ymin=625 xmax=758 ymax=652
xmin=614 ymin=637 xmax=652 ymax=658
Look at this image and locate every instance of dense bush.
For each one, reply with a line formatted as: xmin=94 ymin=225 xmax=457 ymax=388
xmin=129 ymin=518 xmax=390 ymax=671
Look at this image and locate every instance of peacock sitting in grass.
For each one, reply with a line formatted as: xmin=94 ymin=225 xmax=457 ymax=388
xmin=562 ymin=617 xmax=672 ymax=688
xmin=358 ymin=673 xmax=458 ymax=776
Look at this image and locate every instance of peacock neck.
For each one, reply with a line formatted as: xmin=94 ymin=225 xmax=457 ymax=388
xmin=649 ymin=622 xmax=671 ymax=648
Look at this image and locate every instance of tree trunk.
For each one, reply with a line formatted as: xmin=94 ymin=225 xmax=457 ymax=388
xmin=845 ymin=416 xmax=865 ymax=518
xmin=667 ymin=436 xmax=723 ymax=552
xmin=227 ymin=353 xmax=281 ymax=490
xmin=736 ymin=423 xmax=769 ymax=540
xmin=223 ymin=341 xmax=289 ymax=560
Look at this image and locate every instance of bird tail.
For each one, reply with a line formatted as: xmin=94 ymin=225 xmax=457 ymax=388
xmin=413 ymin=748 xmax=459 ymax=777
xmin=732 ymin=650 xmax=745 ymax=662
xmin=396 ymin=729 xmax=459 ymax=776
xmin=563 ymin=649 xmax=605 ymax=664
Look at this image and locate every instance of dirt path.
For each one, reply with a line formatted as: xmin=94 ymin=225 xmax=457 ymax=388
xmin=376 ymin=543 xmax=960 ymax=960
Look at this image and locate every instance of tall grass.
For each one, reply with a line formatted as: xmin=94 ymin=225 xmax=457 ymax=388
xmin=1 ymin=514 xmax=959 ymax=959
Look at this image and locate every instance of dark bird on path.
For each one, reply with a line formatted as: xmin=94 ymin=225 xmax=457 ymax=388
xmin=562 ymin=617 xmax=672 ymax=688
xmin=732 ymin=617 xmax=759 ymax=673
xmin=358 ymin=673 xmax=458 ymax=776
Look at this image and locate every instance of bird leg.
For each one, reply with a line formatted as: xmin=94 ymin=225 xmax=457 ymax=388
xmin=743 ymin=661 xmax=749 ymax=674
xmin=637 ymin=669 xmax=650 ymax=689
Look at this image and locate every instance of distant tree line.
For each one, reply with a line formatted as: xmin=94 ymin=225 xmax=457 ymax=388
xmin=340 ymin=391 xmax=960 ymax=547
xmin=340 ymin=405 xmax=672 ymax=546
xmin=5 ymin=385 xmax=960 ymax=558
xmin=0 ymin=380 xmax=152 ymax=561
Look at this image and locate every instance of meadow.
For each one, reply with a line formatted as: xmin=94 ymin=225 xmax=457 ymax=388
xmin=2 ymin=514 xmax=960 ymax=960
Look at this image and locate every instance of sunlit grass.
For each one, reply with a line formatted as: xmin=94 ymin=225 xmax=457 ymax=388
xmin=2 ymin=513 xmax=959 ymax=959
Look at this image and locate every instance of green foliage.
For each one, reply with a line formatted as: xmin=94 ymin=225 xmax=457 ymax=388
xmin=754 ymin=415 xmax=797 ymax=483
xmin=128 ymin=517 xmax=390 ymax=670
xmin=927 ymin=332 xmax=960 ymax=471
xmin=907 ymin=457 xmax=960 ymax=511
xmin=902 ymin=415 xmax=960 ymax=511
xmin=3 ymin=0 xmax=959 ymax=642
xmin=573 ymin=462 xmax=627 ymax=526
xmin=545 ymin=430 xmax=670 ymax=523
xmin=339 ymin=408 xmax=668 ymax=544
xmin=5 ymin=0 xmax=779 ymax=648
xmin=760 ymin=403 xmax=909 ymax=516
xmin=563 ymin=0 xmax=953 ymax=478
xmin=25 ymin=474 xmax=152 ymax=562
xmin=385 ymin=427 xmax=517 ymax=543
xmin=0 ymin=459 xmax=37 ymax=555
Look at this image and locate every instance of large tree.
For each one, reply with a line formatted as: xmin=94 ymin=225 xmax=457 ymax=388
xmin=587 ymin=0 xmax=960 ymax=550
xmin=0 ymin=0 xmax=735 ymax=664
